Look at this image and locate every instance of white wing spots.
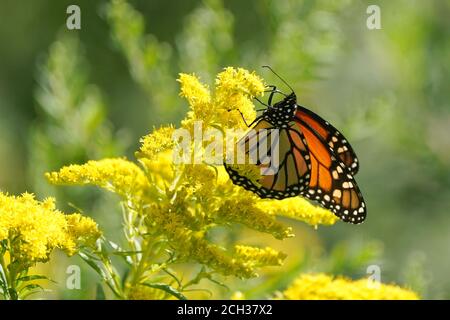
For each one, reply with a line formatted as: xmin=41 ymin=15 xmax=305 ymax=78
xmin=332 ymin=170 xmax=339 ymax=179
xmin=333 ymin=189 xmax=342 ymax=198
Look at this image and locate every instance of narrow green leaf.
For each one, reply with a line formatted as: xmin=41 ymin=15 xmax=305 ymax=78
xmin=19 ymin=283 xmax=44 ymax=292
xmin=8 ymin=288 xmax=18 ymax=300
xmin=17 ymin=275 xmax=55 ymax=283
xmin=78 ymin=252 xmax=107 ymax=279
xmin=141 ymin=282 xmax=187 ymax=300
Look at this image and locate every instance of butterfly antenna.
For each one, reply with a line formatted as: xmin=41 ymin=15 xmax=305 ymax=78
xmin=262 ymin=65 xmax=294 ymax=93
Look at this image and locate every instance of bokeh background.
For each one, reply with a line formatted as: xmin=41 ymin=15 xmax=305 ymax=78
xmin=0 ymin=0 xmax=449 ymax=299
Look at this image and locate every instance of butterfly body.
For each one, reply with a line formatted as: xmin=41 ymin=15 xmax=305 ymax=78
xmin=261 ymin=92 xmax=297 ymax=128
xmin=224 ymin=87 xmax=367 ymax=224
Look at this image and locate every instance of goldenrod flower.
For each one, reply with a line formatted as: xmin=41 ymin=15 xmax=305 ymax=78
xmin=138 ymin=150 xmax=175 ymax=188
xmin=0 ymin=192 xmax=100 ymax=262
xmin=46 ymin=158 xmax=150 ymax=201
xmin=136 ymin=125 xmax=175 ymax=160
xmin=178 ymin=73 xmax=212 ymax=124
xmin=65 ymin=213 xmax=102 ymax=253
xmin=282 ymin=273 xmax=419 ymax=300
xmin=215 ymin=195 xmax=293 ymax=240
xmin=178 ymin=67 xmax=264 ymax=130
xmin=234 ymin=245 xmax=286 ymax=268
xmin=214 ymin=67 xmax=264 ymax=129
xmin=258 ymin=198 xmax=339 ymax=228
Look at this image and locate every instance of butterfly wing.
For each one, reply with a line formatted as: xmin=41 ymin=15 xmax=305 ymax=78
xmin=295 ymin=106 xmax=359 ymax=175
xmin=224 ymin=119 xmax=311 ymax=199
xmin=294 ymin=118 xmax=366 ymax=224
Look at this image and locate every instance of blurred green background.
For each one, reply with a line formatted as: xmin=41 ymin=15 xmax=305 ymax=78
xmin=0 ymin=0 xmax=449 ymax=299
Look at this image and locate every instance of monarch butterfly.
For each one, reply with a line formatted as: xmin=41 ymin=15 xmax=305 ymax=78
xmin=224 ymin=67 xmax=366 ymax=224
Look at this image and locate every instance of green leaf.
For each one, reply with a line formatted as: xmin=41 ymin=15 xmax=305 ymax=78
xmin=78 ymin=252 xmax=107 ymax=280
xmin=19 ymin=284 xmax=48 ymax=299
xmin=17 ymin=274 xmax=55 ymax=283
xmin=8 ymin=288 xmax=18 ymax=300
xmin=0 ymin=240 xmax=7 ymax=255
xmin=111 ymin=250 xmax=142 ymax=257
xmin=19 ymin=283 xmax=44 ymax=293
xmin=107 ymin=240 xmax=123 ymax=251
xmin=141 ymin=282 xmax=187 ymax=300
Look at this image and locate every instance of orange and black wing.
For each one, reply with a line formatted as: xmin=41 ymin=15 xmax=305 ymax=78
xmin=224 ymin=119 xmax=311 ymax=199
xmin=295 ymin=106 xmax=359 ymax=175
xmin=294 ymin=117 xmax=366 ymax=224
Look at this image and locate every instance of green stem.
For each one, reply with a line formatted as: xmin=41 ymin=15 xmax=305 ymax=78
xmin=130 ymin=238 xmax=153 ymax=287
xmin=0 ymin=254 xmax=10 ymax=300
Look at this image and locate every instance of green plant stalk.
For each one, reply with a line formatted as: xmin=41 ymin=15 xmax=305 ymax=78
xmin=129 ymin=238 xmax=153 ymax=287
xmin=0 ymin=254 xmax=10 ymax=299
xmin=1 ymin=237 xmax=21 ymax=300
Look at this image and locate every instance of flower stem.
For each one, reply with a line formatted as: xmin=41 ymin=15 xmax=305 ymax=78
xmin=0 ymin=254 xmax=10 ymax=299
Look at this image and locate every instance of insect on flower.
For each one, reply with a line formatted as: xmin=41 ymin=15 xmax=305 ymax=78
xmin=224 ymin=66 xmax=366 ymax=224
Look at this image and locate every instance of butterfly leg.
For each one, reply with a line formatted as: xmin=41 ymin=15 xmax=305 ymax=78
xmin=265 ymin=85 xmax=288 ymax=105
xmin=254 ymin=96 xmax=269 ymax=108
xmin=237 ymin=110 xmax=263 ymax=128
xmin=266 ymin=86 xmax=277 ymax=106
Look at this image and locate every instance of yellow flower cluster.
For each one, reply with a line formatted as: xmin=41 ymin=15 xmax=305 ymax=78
xmin=178 ymin=67 xmax=265 ymax=130
xmin=47 ymin=67 xmax=339 ymax=281
xmin=214 ymin=194 xmax=293 ymax=240
xmin=137 ymin=126 xmax=175 ymax=160
xmin=282 ymin=273 xmax=419 ymax=300
xmin=0 ymin=192 xmax=100 ymax=263
xmin=142 ymin=201 xmax=285 ymax=278
xmin=234 ymin=245 xmax=286 ymax=268
xmin=46 ymin=158 xmax=150 ymax=201
xmin=178 ymin=73 xmax=213 ymax=125
xmin=258 ymin=198 xmax=339 ymax=228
